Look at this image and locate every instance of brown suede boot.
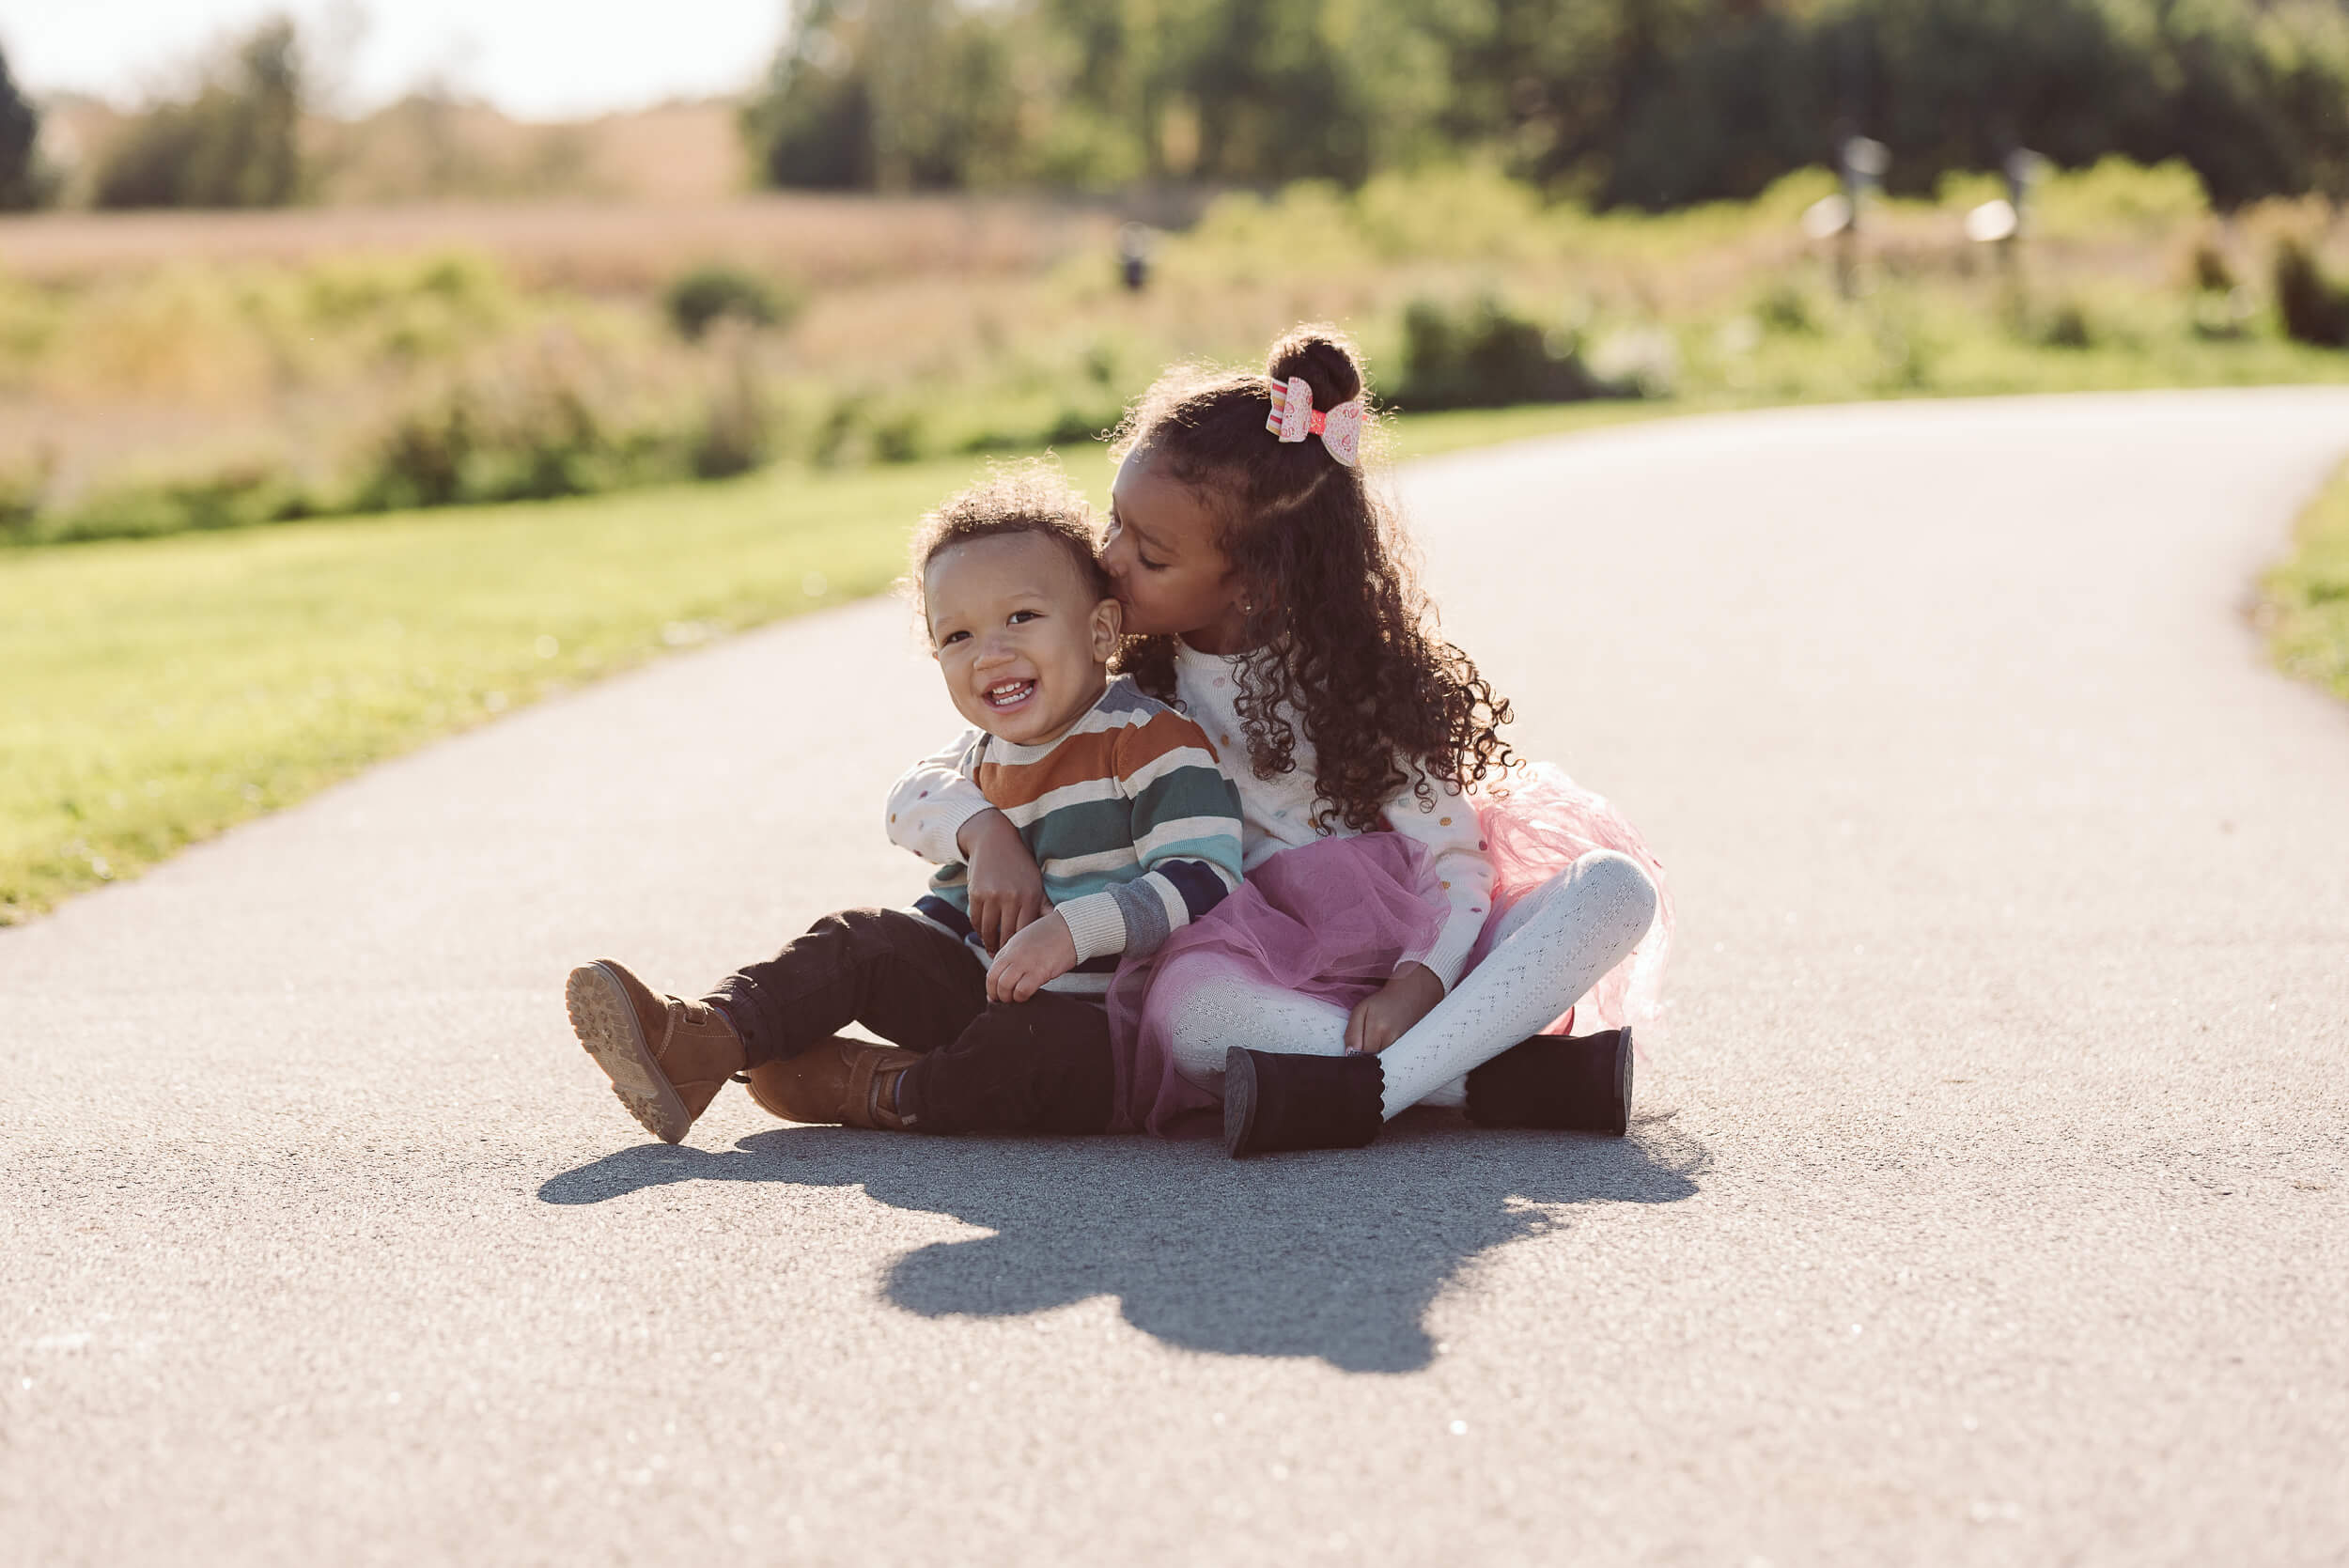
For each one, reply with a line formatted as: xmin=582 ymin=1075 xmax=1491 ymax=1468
xmin=742 ymin=1037 xmax=922 ymax=1131
xmin=566 ymin=959 xmax=746 ymax=1144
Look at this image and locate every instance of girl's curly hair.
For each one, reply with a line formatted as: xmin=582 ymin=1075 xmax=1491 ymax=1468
xmin=1112 ymin=326 xmax=1514 ymax=831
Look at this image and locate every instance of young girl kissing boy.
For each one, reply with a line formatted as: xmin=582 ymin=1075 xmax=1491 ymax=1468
xmin=565 ymin=464 xmax=1244 ymax=1142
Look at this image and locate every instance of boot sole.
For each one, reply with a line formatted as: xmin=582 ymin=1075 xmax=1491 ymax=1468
xmin=1611 ymin=1026 xmax=1636 ymax=1137
xmin=1222 ymin=1047 xmax=1263 ymax=1158
xmin=566 ymin=962 xmax=692 ymax=1144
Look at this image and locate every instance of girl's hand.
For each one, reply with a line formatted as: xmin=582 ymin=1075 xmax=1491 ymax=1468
xmin=987 ymin=910 xmax=1078 ymax=1003
xmin=959 ymin=809 xmax=1047 ymax=951
xmin=1345 ymin=963 xmax=1445 ymax=1055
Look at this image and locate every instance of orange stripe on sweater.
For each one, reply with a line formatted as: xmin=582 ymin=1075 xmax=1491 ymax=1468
xmin=976 ymin=710 xmax=1219 ymax=810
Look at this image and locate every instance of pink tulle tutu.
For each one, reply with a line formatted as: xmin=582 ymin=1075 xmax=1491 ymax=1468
xmin=1105 ymin=761 xmax=1674 ymax=1139
xmin=1469 ymin=761 xmax=1675 ymax=1039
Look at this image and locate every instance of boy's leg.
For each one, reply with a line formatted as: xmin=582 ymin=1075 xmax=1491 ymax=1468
xmin=571 ymin=908 xmax=984 ymax=1142
xmin=894 ymin=992 xmax=1115 ymax=1136
xmin=709 ymin=908 xmax=988 ymax=1065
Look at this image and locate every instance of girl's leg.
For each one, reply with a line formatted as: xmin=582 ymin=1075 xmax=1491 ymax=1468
xmin=1159 ymin=973 xmax=1348 ymax=1094
xmin=1375 ymin=850 xmax=1657 ymax=1119
xmin=1159 ymin=970 xmax=1474 ymax=1107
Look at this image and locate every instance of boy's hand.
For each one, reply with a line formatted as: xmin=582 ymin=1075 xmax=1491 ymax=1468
xmin=988 ymin=910 xmax=1079 ymax=1003
xmin=1345 ymin=962 xmax=1445 ymax=1055
xmin=959 ymin=808 xmax=1048 ymax=951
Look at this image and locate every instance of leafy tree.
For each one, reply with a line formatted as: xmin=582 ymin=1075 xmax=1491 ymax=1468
xmin=736 ymin=0 xmax=2349 ymax=208
xmin=0 ymin=40 xmax=41 ymax=210
xmin=93 ymin=17 xmax=305 ymax=209
xmin=742 ymin=0 xmax=1029 ymax=190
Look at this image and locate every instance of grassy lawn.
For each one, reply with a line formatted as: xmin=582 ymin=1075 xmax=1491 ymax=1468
xmin=12 ymin=389 xmax=2346 ymax=926
xmin=2264 ymin=458 xmax=2349 ymax=706
xmin=3 ymin=403 xmax=1653 ymax=924
xmin=0 ymin=454 xmax=1017 ymax=924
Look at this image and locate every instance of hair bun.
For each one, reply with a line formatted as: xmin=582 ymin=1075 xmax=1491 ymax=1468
xmin=1267 ymin=325 xmax=1365 ymax=411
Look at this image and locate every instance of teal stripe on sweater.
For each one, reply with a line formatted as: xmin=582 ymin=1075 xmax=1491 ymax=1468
xmin=1022 ymin=797 xmax=1137 ymax=867
xmin=1129 ymin=766 xmax=1245 ymax=842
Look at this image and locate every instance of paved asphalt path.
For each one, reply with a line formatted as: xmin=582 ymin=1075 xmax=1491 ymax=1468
xmin=6 ymin=390 xmax=2347 ymax=1566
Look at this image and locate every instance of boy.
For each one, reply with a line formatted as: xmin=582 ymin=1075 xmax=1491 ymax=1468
xmin=566 ymin=466 xmax=1243 ymax=1142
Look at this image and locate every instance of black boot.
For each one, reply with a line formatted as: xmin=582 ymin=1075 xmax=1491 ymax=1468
xmin=1223 ymin=1048 xmax=1385 ymax=1157
xmin=1464 ymin=1029 xmax=1634 ymax=1135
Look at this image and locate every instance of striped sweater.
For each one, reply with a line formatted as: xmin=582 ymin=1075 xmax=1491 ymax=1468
xmin=910 ymin=675 xmax=1245 ymax=996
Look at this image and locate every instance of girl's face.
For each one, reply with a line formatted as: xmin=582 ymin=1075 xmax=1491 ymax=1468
xmin=1101 ymin=445 xmax=1252 ymax=654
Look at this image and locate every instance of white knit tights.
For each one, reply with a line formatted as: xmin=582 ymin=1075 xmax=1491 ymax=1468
xmin=1160 ymin=849 xmax=1659 ymax=1120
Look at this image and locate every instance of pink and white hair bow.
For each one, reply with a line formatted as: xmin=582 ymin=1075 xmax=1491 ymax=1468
xmin=1266 ymin=376 xmax=1364 ymax=467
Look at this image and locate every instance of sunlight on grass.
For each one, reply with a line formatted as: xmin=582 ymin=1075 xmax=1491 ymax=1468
xmin=2264 ymin=457 xmax=2349 ymax=705
xmin=1 ymin=404 xmax=1598 ymax=922
xmin=0 ymin=453 xmax=1037 ymax=923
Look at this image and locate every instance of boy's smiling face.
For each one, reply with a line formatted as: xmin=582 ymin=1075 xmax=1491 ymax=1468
xmin=925 ymin=531 xmax=1122 ymax=747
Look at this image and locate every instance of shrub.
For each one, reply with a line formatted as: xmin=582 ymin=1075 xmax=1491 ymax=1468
xmin=0 ymin=450 xmax=47 ymax=539
xmin=2274 ymin=238 xmax=2349 ymax=349
xmin=0 ymin=42 xmax=45 ymax=211
xmin=2188 ymin=239 xmax=2235 ymax=293
xmin=92 ymin=19 xmax=304 ymax=209
xmin=1389 ymin=294 xmax=1625 ymax=411
xmin=2039 ymin=301 xmax=2095 ymax=349
xmin=1756 ymin=278 xmax=1824 ymax=334
xmin=358 ymin=396 xmax=477 ymax=511
xmin=39 ymin=463 xmax=309 ymax=545
xmin=662 ymin=264 xmax=798 ymax=341
xmin=692 ymin=341 xmax=770 ymax=478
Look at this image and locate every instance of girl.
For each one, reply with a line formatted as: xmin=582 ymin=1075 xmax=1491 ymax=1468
xmin=887 ymin=327 xmax=1671 ymax=1155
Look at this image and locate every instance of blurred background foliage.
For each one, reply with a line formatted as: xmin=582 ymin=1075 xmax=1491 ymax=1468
xmin=8 ymin=5 xmax=2349 ymax=914
xmin=737 ymin=0 xmax=2349 ymax=209
xmin=86 ymin=19 xmax=303 ymax=210
xmin=8 ymin=1 xmax=2349 ymax=215
xmin=7 ymin=3 xmax=2349 ymax=547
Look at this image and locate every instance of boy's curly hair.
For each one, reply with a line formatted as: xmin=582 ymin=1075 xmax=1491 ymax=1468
xmin=905 ymin=460 xmax=1108 ymax=627
xmin=1112 ymin=326 xmax=1515 ymax=831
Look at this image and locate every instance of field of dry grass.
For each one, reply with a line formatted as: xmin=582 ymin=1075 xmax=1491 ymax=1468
xmin=45 ymin=96 xmax=755 ymax=210
xmin=8 ymin=159 xmax=2349 ymax=540
xmin=0 ymin=189 xmax=1114 ymax=290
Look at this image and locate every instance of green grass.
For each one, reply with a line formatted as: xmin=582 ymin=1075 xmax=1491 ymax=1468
xmin=0 ymin=453 xmax=1032 ymax=924
xmin=2264 ymin=457 xmax=2349 ymax=705
xmin=13 ymin=391 xmax=2349 ymax=926
xmin=5 ymin=405 xmax=1619 ymax=923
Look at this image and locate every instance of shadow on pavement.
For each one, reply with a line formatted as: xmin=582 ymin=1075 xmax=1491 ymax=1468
xmin=538 ymin=1109 xmax=1705 ymax=1374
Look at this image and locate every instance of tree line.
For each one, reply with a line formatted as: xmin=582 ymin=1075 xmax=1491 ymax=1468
xmin=8 ymin=0 xmax=2349 ymax=214
xmin=746 ymin=0 xmax=2349 ymax=208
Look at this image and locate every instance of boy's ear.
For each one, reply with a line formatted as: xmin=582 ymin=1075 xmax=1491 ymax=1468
xmin=1090 ymin=595 xmax=1124 ymax=659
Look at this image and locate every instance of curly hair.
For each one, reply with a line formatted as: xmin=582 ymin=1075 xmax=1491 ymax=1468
xmin=1111 ymin=326 xmax=1514 ymax=831
xmin=904 ymin=460 xmax=1108 ymax=627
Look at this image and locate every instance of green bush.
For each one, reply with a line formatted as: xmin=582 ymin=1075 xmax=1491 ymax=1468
xmin=351 ymin=368 xmax=696 ymax=513
xmin=739 ymin=0 xmax=2349 ymax=210
xmin=0 ymin=42 xmax=46 ymax=210
xmin=2274 ymin=238 xmax=2349 ymax=349
xmin=2189 ymin=240 xmax=2235 ymax=294
xmin=33 ymin=465 xmax=310 ymax=546
xmin=92 ymin=19 xmax=304 ymax=209
xmin=2040 ymin=301 xmax=2096 ymax=349
xmin=662 ymin=264 xmax=799 ymax=342
xmin=0 ymin=452 xmax=46 ymax=539
xmin=692 ymin=348 xmax=770 ymax=478
xmin=1389 ymin=295 xmax=1626 ymax=411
